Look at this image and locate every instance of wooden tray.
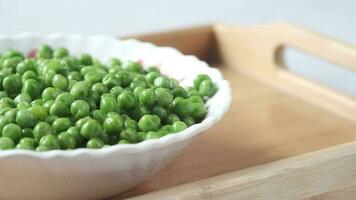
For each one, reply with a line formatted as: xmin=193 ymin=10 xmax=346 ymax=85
xmin=112 ymin=23 xmax=356 ymax=200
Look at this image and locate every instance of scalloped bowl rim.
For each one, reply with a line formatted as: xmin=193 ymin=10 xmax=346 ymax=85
xmin=0 ymin=33 xmax=232 ymax=159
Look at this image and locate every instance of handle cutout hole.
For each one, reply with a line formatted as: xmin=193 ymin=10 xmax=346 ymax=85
xmin=278 ymin=47 xmax=356 ymax=97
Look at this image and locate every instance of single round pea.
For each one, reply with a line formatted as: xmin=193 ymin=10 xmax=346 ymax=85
xmin=3 ymin=74 xmax=22 ymax=95
xmin=67 ymin=126 xmax=84 ymax=146
xmin=194 ymin=74 xmax=211 ymax=90
xmin=16 ymin=60 xmax=34 ymax=74
xmin=152 ymin=106 xmax=168 ymax=121
xmin=166 ymin=113 xmax=180 ymax=124
xmin=182 ymin=116 xmax=195 ymax=127
xmin=3 ymin=50 xmax=24 ymax=59
xmin=130 ymin=79 xmax=148 ymax=89
xmin=28 ymin=106 xmax=47 ymax=121
xmin=86 ymin=137 xmax=104 ymax=149
xmin=68 ymin=71 xmax=82 ymax=81
xmin=55 ymin=92 xmax=74 ymax=106
xmin=108 ymin=58 xmax=122 ymax=67
xmin=100 ymin=96 xmax=118 ymax=113
xmin=0 ymin=116 xmax=10 ymax=132
xmin=110 ymin=86 xmax=124 ymax=97
xmin=187 ymin=89 xmax=201 ymax=97
xmin=90 ymin=110 xmax=106 ymax=124
xmin=4 ymin=108 xmax=19 ymax=123
xmin=117 ymin=90 xmax=135 ymax=110
xmin=3 ymin=57 xmax=22 ymax=72
xmin=173 ymin=98 xmax=194 ymax=117
xmin=120 ymin=128 xmax=138 ymax=143
xmin=58 ymin=131 xmax=76 ymax=149
xmin=79 ymin=54 xmax=93 ymax=65
xmin=17 ymin=102 xmax=31 ymax=110
xmin=39 ymin=134 xmax=60 ymax=149
xmin=43 ymin=100 xmax=55 ymax=112
xmin=15 ymin=109 xmax=36 ymax=128
xmin=124 ymin=119 xmax=139 ymax=130
xmin=145 ymin=71 xmax=160 ymax=84
xmin=92 ymin=83 xmax=108 ymax=95
xmin=70 ymin=81 xmax=89 ymax=100
xmin=138 ymin=115 xmax=161 ymax=132
xmin=80 ymin=119 xmax=102 ymax=139
xmin=50 ymin=101 xmax=70 ymax=117
xmin=2 ymin=123 xmax=21 ymax=142
xmin=16 ymin=137 xmax=35 ymax=150
xmin=33 ymin=122 xmax=53 ymax=142
xmin=102 ymin=74 xmax=121 ymax=88
xmin=154 ymin=77 xmax=171 ymax=89
xmin=115 ymin=71 xmax=131 ymax=87
xmin=36 ymin=44 xmax=53 ymax=59
xmin=124 ymin=61 xmax=142 ymax=73
xmin=139 ymin=88 xmax=156 ymax=107
xmin=172 ymin=86 xmax=187 ymax=98
xmin=14 ymin=93 xmax=32 ymax=104
xmin=0 ymin=137 xmax=15 ymax=150
xmin=137 ymin=132 xmax=147 ymax=141
xmin=133 ymin=86 xmax=145 ymax=100
xmin=52 ymin=118 xmax=71 ymax=133
xmin=0 ymin=97 xmax=14 ymax=107
xmin=52 ymin=74 xmax=68 ymax=90
xmin=53 ymin=47 xmax=69 ymax=58
xmin=69 ymin=100 xmax=89 ymax=120
xmin=155 ymin=88 xmax=173 ymax=107
xmin=22 ymin=70 xmax=38 ymax=81
xmin=103 ymin=112 xmax=123 ymax=135
xmin=172 ymin=121 xmax=187 ymax=132
xmin=42 ymin=87 xmax=61 ymax=102
xmin=199 ymin=79 xmax=217 ymax=97
xmin=36 ymin=145 xmax=50 ymax=152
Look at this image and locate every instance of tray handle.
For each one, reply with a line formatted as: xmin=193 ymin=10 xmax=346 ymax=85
xmin=214 ymin=23 xmax=356 ymax=72
xmin=214 ymin=23 xmax=356 ymax=122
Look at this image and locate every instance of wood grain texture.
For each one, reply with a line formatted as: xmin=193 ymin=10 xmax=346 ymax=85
xmin=112 ymin=66 xmax=356 ymax=199
xmin=214 ymin=23 xmax=356 ymax=122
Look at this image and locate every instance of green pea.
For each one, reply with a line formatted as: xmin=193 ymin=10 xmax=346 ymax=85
xmin=130 ymin=79 xmax=148 ymax=89
xmin=199 ymin=79 xmax=217 ymax=97
xmin=68 ymin=71 xmax=82 ymax=81
xmin=118 ymin=139 xmax=129 ymax=144
xmin=120 ymin=128 xmax=139 ymax=143
xmin=3 ymin=74 xmax=22 ymax=95
xmin=145 ymin=131 xmax=161 ymax=140
xmin=52 ymin=74 xmax=68 ymax=90
xmin=172 ymin=86 xmax=187 ymax=98
xmin=44 ymin=69 xmax=56 ymax=85
xmin=146 ymin=66 xmax=160 ymax=73
xmin=16 ymin=60 xmax=35 ymax=74
xmin=133 ymin=86 xmax=145 ymax=100
xmin=193 ymin=74 xmax=211 ymax=89
xmin=36 ymin=145 xmax=50 ymax=152
xmin=0 ymin=137 xmax=15 ymax=150
xmin=33 ymin=122 xmax=52 ymax=142
xmin=42 ymin=87 xmax=61 ymax=101
xmin=103 ymin=112 xmax=123 ymax=135
xmin=39 ymin=134 xmax=60 ymax=149
xmin=3 ymin=57 xmax=22 ymax=72
xmin=124 ymin=61 xmax=142 ymax=73
xmin=100 ymin=96 xmax=118 ymax=113
xmin=166 ymin=113 xmax=180 ymax=124
xmin=79 ymin=54 xmax=93 ymax=65
xmin=55 ymin=92 xmax=75 ymax=106
xmin=52 ymin=118 xmax=71 ymax=133
xmin=70 ymin=100 xmax=90 ymax=119
xmin=0 ymin=116 xmax=10 ymax=132
xmin=67 ymin=126 xmax=84 ymax=146
xmin=92 ymin=83 xmax=108 ymax=95
xmin=53 ymin=47 xmax=69 ymax=58
xmin=3 ymin=50 xmax=24 ymax=59
xmin=4 ymin=108 xmax=19 ymax=123
xmin=108 ymin=58 xmax=122 ymax=67
xmin=0 ymin=91 xmax=8 ymax=98
xmin=50 ymin=101 xmax=70 ymax=117
xmin=138 ymin=114 xmax=161 ymax=132
xmin=21 ymin=128 xmax=34 ymax=138
xmin=138 ymin=88 xmax=156 ymax=107
xmin=182 ymin=116 xmax=195 ymax=127
xmin=70 ymin=81 xmax=89 ymax=100
xmin=22 ymin=71 xmax=38 ymax=82
xmin=2 ymin=123 xmax=21 ymax=142
xmin=187 ymin=89 xmax=201 ymax=97
xmin=15 ymin=109 xmax=36 ymax=128
xmin=58 ymin=131 xmax=76 ymax=149
xmin=0 ymin=97 xmax=14 ymax=107
xmin=137 ymin=132 xmax=147 ymax=141
xmin=16 ymin=137 xmax=35 ymax=150
xmin=80 ymin=119 xmax=102 ymax=139
xmin=155 ymin=88 xmax=173 ymax=107
xmin=14 ymin=93 xmax=32 ymax=105
xmin=129 ymin=104 xmax=150 ymax=121
xmin=86 ymin=137 xmax=104 ymax=149
xmin=102 ymin=74 xmax=121 ymax=88
xmin=36 ymin=44 xmax=53 ymax=59
xmin=173 ymin=98 xmax=194 ymax=118
xmin=154 ymin=77 xmax=171 ymax=89
xmin=22 ymin=79 xmax=41 ymax=99
xmin=115 ymin=71 xmax=131 ymax=87
xmin=117 ymin=90 xmax=135 ymax=110
xmin=17 ymin=102 xmax=31 ymax=110
xmin=43 ymin=100 xmax=55 ymax=112
xmin=110 ymin=86 xmax=124 ymax=97
xmin=172 ymin=121 xmax=187 ymax=132
xmin=90 ymin=110 xmax=105 ymax=124
xmin=152 ymin=106 xmax=168 ymax=121
xmin=124 ymin=119 xmax=139 ymax=130
xmin=145 ymin=71 xmax=160 ymax=84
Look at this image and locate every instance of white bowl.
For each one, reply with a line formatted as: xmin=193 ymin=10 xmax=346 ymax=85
xmin=0 ymin=34 xmax=231 ymax=200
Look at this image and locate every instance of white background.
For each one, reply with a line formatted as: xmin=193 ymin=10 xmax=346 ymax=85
xmin=0 ymin=0 xmax=355 ymax=96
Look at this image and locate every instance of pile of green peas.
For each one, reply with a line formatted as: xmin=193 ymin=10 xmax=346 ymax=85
xmin=0 ymin=45 xmax=217 ymax=151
